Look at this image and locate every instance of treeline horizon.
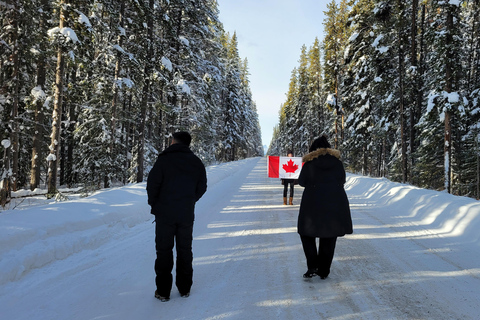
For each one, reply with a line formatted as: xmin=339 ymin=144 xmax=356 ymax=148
xmin=269 ymin=0 xmax=480 ymax=199
xmin=0 ymin=0 xmax=262 ymax=205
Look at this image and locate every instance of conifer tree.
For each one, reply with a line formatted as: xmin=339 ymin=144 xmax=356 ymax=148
xmin=305 ymin=38 xmax=326 ymax=144
xmin=322 ymin=0 xmax=350 ymax=148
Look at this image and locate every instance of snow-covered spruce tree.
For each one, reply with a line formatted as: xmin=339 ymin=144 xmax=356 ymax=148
xmin=267 ymin=125 xmax=281 ymax=155
xmin=69 ymin=0 xmax=133 ymax=188
xmin=452 ymin=0 xmax=480 ymax=197
xmin=293 ymin=45 xmax=310 ymax=155
xmin=217 ymin=32 xmax=243 ymax=162
xmin=366 ymin=0 xmax=415 ymax=182
xmin=46 ymin=0 xmax=80 ymax=196
xmin=342 ymin=0 xmax=379 ymax=175
xmin=161 ymin=0 xmax=224 ymax=164
xmin=185 ymin=2 xmax=225 ymax=164
xmin=270 ymin=38 xmax=332 ymax=157
xmin=238 ymin=58 xmax=263 ymax=158
xmin=275 ymin=68 xmax=298 ymax=155
xmin=416 ymin=0 xmax=464 ymax=192
xmin=28 ymin=0 xmax=55 ymax=191
xmin=322 ymin=0 xmax=351 ymax=149
xmin=305 ymin=38 xmax=329 ymax=147
xmin=0 ymin=0 xmax=47 ymax=194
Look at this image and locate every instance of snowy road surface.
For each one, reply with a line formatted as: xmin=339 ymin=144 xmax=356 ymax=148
xmin=1 ymin=157 xmax=479 ymax=319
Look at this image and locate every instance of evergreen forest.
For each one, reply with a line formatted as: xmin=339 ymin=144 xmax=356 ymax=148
xmin=0 ymin=0 xmax=263 ymax=205
xmin=268 ymin=0 xmax=480 ymax=199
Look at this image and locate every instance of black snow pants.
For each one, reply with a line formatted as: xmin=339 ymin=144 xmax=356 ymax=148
xmin=283 ymin=180 xmax=294 ymax=198
xmin=300 ymin=235 xmax=337 ymax=278
xmin=155 ymin=221 xmax=194 ymax=298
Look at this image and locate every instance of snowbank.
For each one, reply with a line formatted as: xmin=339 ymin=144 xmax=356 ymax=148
xmin=345 ymin=175 xmax=480 ymax=245
xmin=0 ymin=183 xmax=152 ymax=285
xmin=0 ymin=158 xmax=259 ymax=285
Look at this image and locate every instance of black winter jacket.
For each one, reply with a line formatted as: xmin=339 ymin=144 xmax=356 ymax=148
xmin=297 ymin=148 xmax=352 ymax=238
xmin=146 ymin=143 xmax=207 ymax=224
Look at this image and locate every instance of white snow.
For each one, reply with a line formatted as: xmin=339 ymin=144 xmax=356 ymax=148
xmin=112 ymin=44 xmax=126 ymax=54
xmin=177 ymin=79 xmax=191 ymax=95
xmin=349 ymin=32 xmax=359 ymax=43
xmin=47 ymin=27 xmax=79 ymax=44
xmin=1 ymin=139 xmax=11 ymax=149
xmin=31 ymin=85 xmax=46 ymax=102
xmin=371 ymin=34 xmax=383 ymax=48
xmin=376 ymin=46 xmax=389 ymax=53
xmin=116 ymin=78 xmax=135 ymax=89
xmin=325 ymin=93 xmax=336 ymax=106
xmin=426 ymin=90 xmax=439 ymax=114
xmin=161 ymin=56 xmax=173 ymax=72
xmin=179 ymin=36 xmax=190 ymax=47
xmin=45 ymin=153 xmax=56 ymax=161
xmin=77 ymin=11 xmax=92 ymax=28
xmin=445 ymin=91 xmax=460 ymax=104
xmin=0 ymin=157 xmax=479 ymax=319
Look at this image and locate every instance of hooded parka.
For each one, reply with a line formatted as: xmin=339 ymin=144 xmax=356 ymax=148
xmin=297 ymin=148 xmax=352 ymax=238
xmin=147 ymin=143 xmax=207 ymax=224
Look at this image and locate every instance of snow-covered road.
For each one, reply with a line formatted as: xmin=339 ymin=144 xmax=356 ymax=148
xmin=1 ymin=157 xmax=479 ymax=319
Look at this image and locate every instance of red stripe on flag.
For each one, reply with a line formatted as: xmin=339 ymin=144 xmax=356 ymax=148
xmin=268 ymin=156 xmax=279 ymax=178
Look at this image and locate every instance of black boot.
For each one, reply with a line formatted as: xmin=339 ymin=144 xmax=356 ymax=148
xmin=303 ymin=269 xmax=318 ymax=278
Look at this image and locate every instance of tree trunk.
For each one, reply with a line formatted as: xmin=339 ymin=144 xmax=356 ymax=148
xmin=444 ymin=7 xmax=454 ymax=194
xmin=123 ymin=93 xmax=132 ymax=184
xmin=467 ymin=0 xmax=479 ymax=92
xmin=11 ymin=1 xmax=20 ymax=191
xmin=30 ymin=0 xmax=48 ymax=190
xmin=66 ymin=69 xmax=77 ymax=187
xmin=1 ymin=147 xmax=11 ymax=207
xmin=47 ymin=0 xmax=66 ymax=196
xmin=398 ymin=0 xmax=408 ymax=183
xmin=409 ymin=0 xmax=419 ymax=181
xmin=477 ymin=135 xmax=479 ymax=199
xmin=109 ymin=2 xmax=125 ymax=187
xmin=136 ymin=0 xmax=154 ymax=183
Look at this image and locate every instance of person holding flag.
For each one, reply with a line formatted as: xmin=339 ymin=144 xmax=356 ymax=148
xmin=268 ymin=150 xmax=303 ymax=205
xmin=281 ymin=150 xmax=296 ymax=205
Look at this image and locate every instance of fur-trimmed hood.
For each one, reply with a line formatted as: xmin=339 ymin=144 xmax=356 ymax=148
xmin=302 ymin=148 xmax=341 ymax=163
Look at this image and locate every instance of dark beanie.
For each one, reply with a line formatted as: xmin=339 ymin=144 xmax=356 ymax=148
xmin=309 ymin=136 xmax=331 ymax=152
xmin=173 ymin=131 xmax=192 ymax=146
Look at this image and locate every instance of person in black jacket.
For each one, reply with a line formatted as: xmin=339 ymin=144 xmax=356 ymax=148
xmin=297 ymin=136 xmax=352 ymax=279
xmin=146 ymin=131 xmax=207 ymax=301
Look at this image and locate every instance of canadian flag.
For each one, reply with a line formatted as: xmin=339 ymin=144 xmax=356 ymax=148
xmin=268 ymin=156 xmax=303 ymax=179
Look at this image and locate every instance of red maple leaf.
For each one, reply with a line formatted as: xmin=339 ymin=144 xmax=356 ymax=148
xmin=282 ymin=159 xmax=299 ymax=173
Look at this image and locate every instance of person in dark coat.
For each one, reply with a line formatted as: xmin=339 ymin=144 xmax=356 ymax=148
xmin=297 ymin=136 xmax=352 ymax=279
xmin=146 ymin=131 xmax=207 ymax=301
xmin=281 ymin=150 xmax=295 ymax=205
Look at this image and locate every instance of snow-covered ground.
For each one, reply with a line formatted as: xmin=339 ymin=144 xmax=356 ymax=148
xmin=0 ymin=157 xmax=479 ymax=319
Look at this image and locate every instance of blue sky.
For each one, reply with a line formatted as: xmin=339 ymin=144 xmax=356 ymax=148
xmin=217 ymin=0 xmax=329 ymax=149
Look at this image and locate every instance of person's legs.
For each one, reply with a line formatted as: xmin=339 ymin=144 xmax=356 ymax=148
xmin=317 ymin=237 xmax=337 ymax=279
xmin=289 ymin=183 xmax=294 ymax=204
xmin=175 ymin=223 xmax=194 ymax=295
xmin=155 ymin=222 xmax=175 ymax=298
xmin=300 ymin=235 xmax=318 ymax=275
xmin=283 ymin=183 xmax=288 ymax=198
